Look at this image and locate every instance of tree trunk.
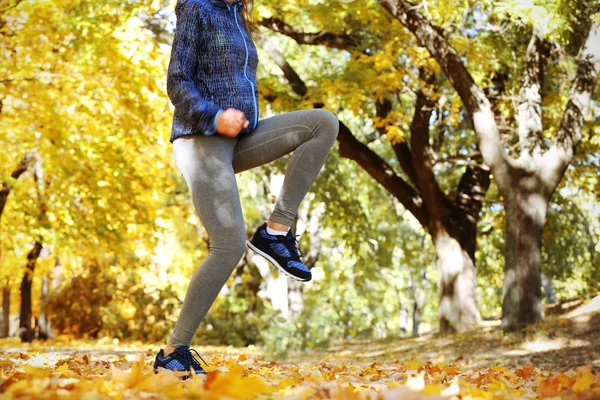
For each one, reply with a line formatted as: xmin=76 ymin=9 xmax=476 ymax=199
xmin=37 ymin=273 xmax=50 ymax=340
xmin=399 ymin=308 xmax=409 ymax=335
xmin=412 ymin=304 xmax=421 ymax=336
xmin=19 ymin=152 xmax=48 ymax=342
xmin=411 ymin=271 xmax=426 ymax=336
xmin=433 ymin=230 xmax=480 ymax=333
xmin=287 ymin=279 xmax=304 ymax=319
xmin=1 ymin=152 xmax=36 ymax=340
xmin=501 ymin=191 xmax=547 ymax=331
xmin=1 ymin=283 xmax=10 ymax=338
xmin=52 ymin=253 xmax=63 ymax=291
xmin=19 ymin=241 xmax=42 ymax=342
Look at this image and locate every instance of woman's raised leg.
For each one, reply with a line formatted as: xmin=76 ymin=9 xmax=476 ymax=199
xmin=232 ymin=108 xmax=339 ymax=227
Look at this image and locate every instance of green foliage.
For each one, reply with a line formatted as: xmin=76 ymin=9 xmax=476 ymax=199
xmin=260 ymin=317 xmax=305 ymax=356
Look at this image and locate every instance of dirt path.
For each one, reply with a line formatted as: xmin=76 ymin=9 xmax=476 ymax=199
xmin=295 ymin=297 xmax=600 ymax=371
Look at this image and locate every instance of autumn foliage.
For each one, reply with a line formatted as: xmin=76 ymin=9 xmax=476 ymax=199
xmin=1 ymin=343 xmax=599 ymax=399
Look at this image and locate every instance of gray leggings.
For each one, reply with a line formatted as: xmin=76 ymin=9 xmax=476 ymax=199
xmin=167 ymin=108 xmax=339 ymax=348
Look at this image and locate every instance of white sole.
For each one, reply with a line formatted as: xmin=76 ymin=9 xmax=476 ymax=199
xmin=246 ymin=239 xmax=311 ymax=282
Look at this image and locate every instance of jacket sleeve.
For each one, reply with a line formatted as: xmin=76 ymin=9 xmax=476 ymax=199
xmin=167 ymin=0 xmax=222 ymax=136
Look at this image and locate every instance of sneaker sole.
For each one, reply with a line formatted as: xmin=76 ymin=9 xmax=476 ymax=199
xmin=153 ymin=366 xmax=206 ymax=378
xmin=246 ymin=239 xmax=311 ymax=282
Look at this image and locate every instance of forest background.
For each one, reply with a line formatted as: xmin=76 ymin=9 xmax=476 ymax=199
xmin=0 ymin=0 xmax=598 ymax=358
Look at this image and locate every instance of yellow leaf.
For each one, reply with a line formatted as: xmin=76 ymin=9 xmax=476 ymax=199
xmin=22 ymin=364 xmax=50 ymax=378
xmin=422 ymin=382 xmax=443 ymax=395
xmin=572 ymin=371 xmax=594 ymax=392
xmin=406 ymin=359 xmax=421 ymax=371
xmin=205 ymin=365 xmax=271 ymax=399
xmin=56 ymin=363 xmax=71 ymax=376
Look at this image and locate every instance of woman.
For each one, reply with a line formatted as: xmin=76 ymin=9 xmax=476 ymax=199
xmin=153 ymin=0 xmax=339 ymax=378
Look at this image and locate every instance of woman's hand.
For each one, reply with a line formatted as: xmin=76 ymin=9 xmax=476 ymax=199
xmin=216 ymin=108 xmax=249 ymax=137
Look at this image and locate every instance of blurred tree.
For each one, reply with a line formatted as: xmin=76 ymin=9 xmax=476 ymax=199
xmin=19 ymin=152 xmax=49 ymax=342
xmin=0 ymin=151 xmax=35 ymax=338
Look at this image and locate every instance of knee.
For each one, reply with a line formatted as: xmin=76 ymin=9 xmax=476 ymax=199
xmin=230 ymin=236 xmax=247 ymax=261
xmin=315 ymin=108 xmax=339 ymax=141
xmin=208 ymin=232 xmax=247 ymax=265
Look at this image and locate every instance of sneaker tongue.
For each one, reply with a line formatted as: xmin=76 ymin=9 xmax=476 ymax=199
xmin=174 ymin=345 xmax=190 ymax=355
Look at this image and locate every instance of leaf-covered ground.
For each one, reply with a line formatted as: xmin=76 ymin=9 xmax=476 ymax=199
xmin=1 ymin=298 xmax=598 ymax=399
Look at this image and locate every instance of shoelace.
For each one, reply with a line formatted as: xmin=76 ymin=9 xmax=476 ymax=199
xmin=285 ymin=234 xmax=304 ymax=258
xmin=183 ymin=347 xmax=210 ymax=371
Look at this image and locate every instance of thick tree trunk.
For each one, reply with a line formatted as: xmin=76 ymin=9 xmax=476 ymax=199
xmin=433 ymin=231 xmax=480 ymax=332
xmin=19 ymin=241 xmax=42 ymax=342
xmin=1 ymin=283 xmax=10 ymax=338
xmin=501 ymin=191 xmax=547 ymax=331
xmin=19 ymin=152 xmax=48 ymax=342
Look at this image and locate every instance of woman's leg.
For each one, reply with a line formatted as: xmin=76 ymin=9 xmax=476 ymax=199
xmin=232 ymin=108 xmax=339 ymax=228
xmin=166 ymin=134 xmax=246 ymax=351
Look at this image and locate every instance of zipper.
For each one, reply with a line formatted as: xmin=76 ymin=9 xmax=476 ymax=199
xmin=229 ymin=1 xmax=257 ymax=130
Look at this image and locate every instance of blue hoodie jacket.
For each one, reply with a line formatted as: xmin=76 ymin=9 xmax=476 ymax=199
xmin=167 ymin=0 xmax=259 ymax=143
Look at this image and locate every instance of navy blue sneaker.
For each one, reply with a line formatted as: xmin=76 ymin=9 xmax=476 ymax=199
xmin=246 ymin=222 xmax=311 ymax=282
xmin=153 ymin=345 xmax=209 ymax=379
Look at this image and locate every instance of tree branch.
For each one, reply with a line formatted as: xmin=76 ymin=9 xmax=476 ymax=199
xmin=259 ymin=22 xmax=427 ymax=226
xmin=409 ymin=84 xmax=447 ymax=226
xmin=257 ymin=17 xmax=357 ymax=49
xmin=393 ymin=141 xmax=418 ymax=186
xmin=255 ymin=35 xmax=308 ymax=96
xmin=373 ymin=96 xmax=419 ymax=186
xmin=378 ymin=0 xmax=514 ymax=194
xmin=543 ymin=23 xmax=600 ymax=193
xmin=337 ymin=121 xmax=429 ymax=227
xmin=516 ymin=28 xmax=549 ymax=158
xmin=0 ymin=0 xmax=23 ymax=15
xmin=0 ymin=150 xmax=36 ymax=218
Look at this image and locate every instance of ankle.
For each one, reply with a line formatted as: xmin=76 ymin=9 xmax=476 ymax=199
xmin=164 ymin=344 xmax=176 ymax=357
xmin=266 ymin=219 xmax=289 ymax=232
